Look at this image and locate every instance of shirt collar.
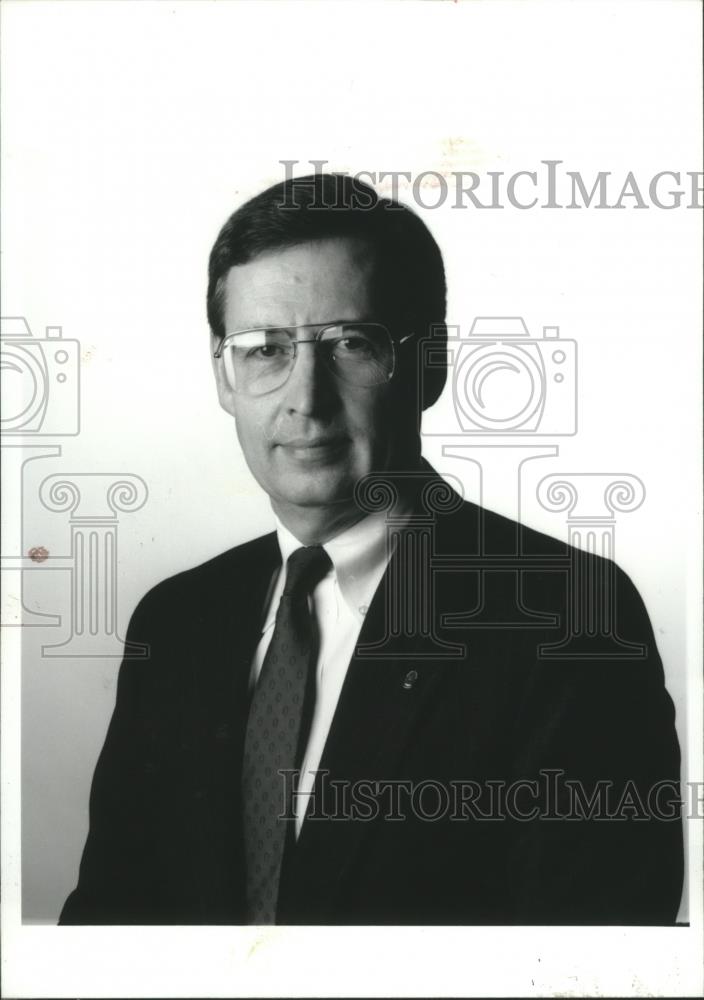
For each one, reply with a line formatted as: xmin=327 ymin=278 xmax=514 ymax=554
xmin=270 ymin=505 xmax=409 ymax=625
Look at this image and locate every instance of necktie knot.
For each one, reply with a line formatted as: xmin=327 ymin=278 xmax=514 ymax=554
xmin=282 ymin=545 xmax=332 ymax=600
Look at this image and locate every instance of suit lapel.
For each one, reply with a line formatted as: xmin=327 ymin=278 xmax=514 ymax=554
xmin=193 ymin=533 xmax=281 ymax=732
xmin=186 ymin=533 xmax=281 ymax=916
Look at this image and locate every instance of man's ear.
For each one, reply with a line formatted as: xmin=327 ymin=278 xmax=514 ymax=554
xmin=418 ymin=324 xmax=448 ymax=412
xmin=210 ymin=333 xmax=237 ymax=417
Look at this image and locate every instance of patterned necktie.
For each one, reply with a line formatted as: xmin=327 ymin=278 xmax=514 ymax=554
xmin=242 ymin=544 xmax=332 ymax=924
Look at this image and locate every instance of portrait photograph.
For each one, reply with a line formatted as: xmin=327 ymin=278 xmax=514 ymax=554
xmin=1 ymin=1 xmax=702 ymax=997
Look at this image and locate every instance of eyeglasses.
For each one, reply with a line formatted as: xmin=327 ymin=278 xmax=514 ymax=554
xmin=213 ymin=321 xmax=413 ymax=396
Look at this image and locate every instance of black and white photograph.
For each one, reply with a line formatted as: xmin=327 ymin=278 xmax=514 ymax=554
xmin=2 ymin=1 xmax=702 ymax=997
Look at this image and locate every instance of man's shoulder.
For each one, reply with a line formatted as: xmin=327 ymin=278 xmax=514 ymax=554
xmin=441 ymin=494 xmax=569 ymax=556
xmin=133 ymin=531 xmax=279 ymax=620
xmin=415 ymin=464 xmax=583 ymax=562
xmin=441 ymin=494 xmax=647 ymax=612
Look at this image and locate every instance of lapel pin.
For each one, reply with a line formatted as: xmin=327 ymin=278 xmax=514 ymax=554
xmin=402 ymin=669 xmax=419 ymax=690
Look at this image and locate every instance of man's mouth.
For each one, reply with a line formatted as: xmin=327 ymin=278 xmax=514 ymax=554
xmin=277 ymin=436 xmax=348 ymax=460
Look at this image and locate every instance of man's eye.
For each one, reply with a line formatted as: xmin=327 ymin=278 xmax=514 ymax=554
xmin=246 ymin=344 xmax=288 ymax=359
xmin=338 ymin=336 xmax=372 ymax=353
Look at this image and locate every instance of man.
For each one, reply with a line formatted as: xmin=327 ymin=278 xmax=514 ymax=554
xmin=60 ymin=173 xmax=683 ymax=925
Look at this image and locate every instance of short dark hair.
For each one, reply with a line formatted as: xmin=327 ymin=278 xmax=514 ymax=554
xmin=208 ymin=172 xmax=445 ymax=327
xmin=207 ymin=172 xmax=448 ymax=407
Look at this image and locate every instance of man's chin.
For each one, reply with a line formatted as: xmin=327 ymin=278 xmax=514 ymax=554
xmin=267 ymin=445 xmax=363 ymax=497
xmin=274 ymin=483 xmax=356 ymax=510
xmin=267 ymin=463 xmax=361 ymax=509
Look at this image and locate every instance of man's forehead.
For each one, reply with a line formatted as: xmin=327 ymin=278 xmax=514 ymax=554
xmin=221 ymin=237 xmax=383 ymax=328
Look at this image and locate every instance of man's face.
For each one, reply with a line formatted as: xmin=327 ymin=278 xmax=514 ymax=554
xmin=212 ymin=237 xmax=418 ymax=519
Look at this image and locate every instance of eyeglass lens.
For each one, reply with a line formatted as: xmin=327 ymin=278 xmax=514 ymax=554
xmin=222 ymin=324 xmax=394 ymax=394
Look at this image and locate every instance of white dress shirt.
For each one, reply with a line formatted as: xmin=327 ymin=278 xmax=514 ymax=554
xmin=249 ymin=509 xmax=404 ymax=838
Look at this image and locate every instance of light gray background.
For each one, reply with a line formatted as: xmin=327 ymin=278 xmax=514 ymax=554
xmin=2 ymin=1 xmax=701 ymax=991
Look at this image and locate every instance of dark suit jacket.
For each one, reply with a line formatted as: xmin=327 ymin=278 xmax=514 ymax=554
xmin=59 ymin=473 xmax=683 ymax=925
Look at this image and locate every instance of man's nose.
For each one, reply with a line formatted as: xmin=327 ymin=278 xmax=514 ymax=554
xmin=282 ymin=341 xmax=336 ymax=416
